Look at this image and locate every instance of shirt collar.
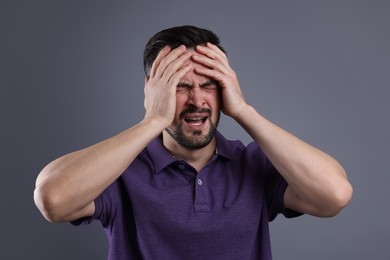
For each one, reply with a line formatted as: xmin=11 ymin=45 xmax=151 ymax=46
xmin=214 ymin=131 xmax=237 ymax=160
xmin=147 ymin=135 xmax=177 ymax=174
xmin=146 ymin=131 xmax=236 ymax=174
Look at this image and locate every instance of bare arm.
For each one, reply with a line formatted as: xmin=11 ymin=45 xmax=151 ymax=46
xmin=234 ymin=106 xmax=352 ymax=217
xmin=34 ymin=45 xmax=192 ymax=222
xmin=193 ymin=43 xmax=353 ymax=217
xmin=34 ymin=119 xmax=165 ymax=222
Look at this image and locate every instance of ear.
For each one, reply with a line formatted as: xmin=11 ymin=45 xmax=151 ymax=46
xmin=145 ymin=77 xmax=150 ymax=84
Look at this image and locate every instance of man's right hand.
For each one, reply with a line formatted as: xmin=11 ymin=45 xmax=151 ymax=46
xmin=144 ymin=45 xmax=192 ymax=128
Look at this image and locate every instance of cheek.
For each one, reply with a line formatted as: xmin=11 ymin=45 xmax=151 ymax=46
xmin=175 ymin=93 xmax=187 ymax=106
xmin=174 ymin=95 xmax=186 ymax=117
xmin=206 ymin=93 xmax=221 ymax=109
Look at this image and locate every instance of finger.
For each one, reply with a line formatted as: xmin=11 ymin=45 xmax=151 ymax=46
xmin=191 ymin=53 xmax=229 ymax=75
xmin=193 ymin=66 xmax=227 ymax=86
xmin=195 ymin=44 xmax=228 ymax=64
xmin=150 ymin=46 xmax=171 ymax=78
xmin=161 ymin=51 xmax=192 ymax=82
xmin=155 ymin=45 xmax=188 ymax=79
xmin=206 ymin=42 xmax=227 ymax=59
xmin=194 ymin=47 xmax=230 ymax=75
xmin=167 ymin=61 xmax=192 ymax=86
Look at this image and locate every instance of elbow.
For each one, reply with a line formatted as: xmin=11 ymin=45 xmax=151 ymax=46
xmin=34 ymin=184 xmax=68 ymax=223
xmin=321 ymin=180 xmax=353 ymax=217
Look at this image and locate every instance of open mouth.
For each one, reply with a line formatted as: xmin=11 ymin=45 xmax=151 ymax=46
xmin=180 ymin=108 xmax=211 ymax=127
xmin=184 ymin=116 xmax=208 ymax=126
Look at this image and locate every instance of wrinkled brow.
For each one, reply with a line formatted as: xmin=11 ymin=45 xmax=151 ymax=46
xmin=177 ymin=80 xmax=217 ymax=88
xmin=200 ymin=80 xmax=217 ymax=87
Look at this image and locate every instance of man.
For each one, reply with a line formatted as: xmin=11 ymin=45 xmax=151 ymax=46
xmin=34 ymin=25 xmax=353 ymax=259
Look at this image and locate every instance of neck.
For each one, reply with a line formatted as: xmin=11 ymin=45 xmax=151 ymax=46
xmin=162 ymin=131 xmax=216 ymax=172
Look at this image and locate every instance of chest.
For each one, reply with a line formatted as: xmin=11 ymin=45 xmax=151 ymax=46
xmin=122 ymin=158 xmax=266 ymax=238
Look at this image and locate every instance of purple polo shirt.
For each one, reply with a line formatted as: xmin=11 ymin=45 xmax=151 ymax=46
xmin=72 ymin=131 xmax=301 ymax=259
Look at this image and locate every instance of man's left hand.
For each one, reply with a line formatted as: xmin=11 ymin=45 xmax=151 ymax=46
xmin=192 ymin=43 xmax=248 ymax=119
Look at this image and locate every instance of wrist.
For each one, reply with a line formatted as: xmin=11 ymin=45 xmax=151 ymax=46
xmin=230 ymin=103 xmax=252 ymax=123
xmin=142 ymin=115 xmax=171 ymax=132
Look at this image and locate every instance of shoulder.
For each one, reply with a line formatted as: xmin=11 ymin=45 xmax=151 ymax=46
xmin=215 ymin=131 xmax=267 ymax=165
xmin=215 ymin=131 xmax=245 ymax=157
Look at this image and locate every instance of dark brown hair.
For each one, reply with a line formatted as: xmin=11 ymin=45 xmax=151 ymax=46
xmin=143 ymin=25 xmax=225 ymax=76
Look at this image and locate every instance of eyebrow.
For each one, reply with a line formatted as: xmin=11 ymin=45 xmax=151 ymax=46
xmin=200 ymin=80 xmax=217 ymax=88
xmin=177 ymin=82 xmax=192 ymax=88
xmin=178 ymin=80 xmax=217 ymax=88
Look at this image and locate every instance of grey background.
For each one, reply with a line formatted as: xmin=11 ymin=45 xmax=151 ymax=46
xmin=1 ymin=0 xmax=389 ymax=259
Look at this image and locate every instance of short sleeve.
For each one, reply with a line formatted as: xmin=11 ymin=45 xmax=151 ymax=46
xmin=70 ymin=193 xmax=105 ymax=226
xmin=264 ymin=158 xmax=303 ymax=221
xmin=70 ymin=181 xmax=119 ymax=227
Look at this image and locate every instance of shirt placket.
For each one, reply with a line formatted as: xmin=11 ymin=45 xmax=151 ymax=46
xmin=193 ymin=171 xmax=210 ymax=212
xmin=175 ymin=157 xmax=217 ymax=213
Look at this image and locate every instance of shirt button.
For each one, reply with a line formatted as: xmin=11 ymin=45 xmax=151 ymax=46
xmin=197 ymin=179 xmax=203 ymax=186
xmin=178 ymin=164 xmax=185 ymax=170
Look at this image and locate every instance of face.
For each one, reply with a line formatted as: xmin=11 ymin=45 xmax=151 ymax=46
xmin=165 ymin=51 xmax=221 ymax=150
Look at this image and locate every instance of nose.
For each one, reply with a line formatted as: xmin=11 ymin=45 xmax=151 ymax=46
xmin=187 ymin=87 xmax=205 ymax=108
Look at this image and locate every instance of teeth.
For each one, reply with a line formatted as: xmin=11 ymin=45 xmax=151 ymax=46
xmin=190 ymin=121 xmax=202 ymax=126
xmin=185 ymin=117 xmax=206 ymax=126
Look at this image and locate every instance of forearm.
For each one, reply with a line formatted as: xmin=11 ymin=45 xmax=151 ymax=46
xmin=34 ymin=118 xmax=165 ymax=222
xmin=234 ymin=105 xmax=352 ymax=216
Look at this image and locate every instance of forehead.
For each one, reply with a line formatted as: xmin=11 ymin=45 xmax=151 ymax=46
xmin=179 ymin=50 xmax=212 ymax=84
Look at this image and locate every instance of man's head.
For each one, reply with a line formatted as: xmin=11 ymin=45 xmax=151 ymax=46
xmin=143 ymin=25 xmax=225 ymax=77
xmin=144 ymin=26 xmax=225 ymax=150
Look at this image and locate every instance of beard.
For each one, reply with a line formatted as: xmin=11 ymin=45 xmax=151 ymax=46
xmin=165 ymin=108 xmax=220 ymax=150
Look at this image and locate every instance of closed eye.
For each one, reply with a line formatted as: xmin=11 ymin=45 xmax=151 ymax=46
xmin=201 ymin=84 xmax=217 ymax=91
xmin=200 ymin=80 xmax=218 ymax=91
xmin=176 ymin=83 xmax=191 ymax=93
xmin=176 ymin=80 xmax=218 ymax=93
